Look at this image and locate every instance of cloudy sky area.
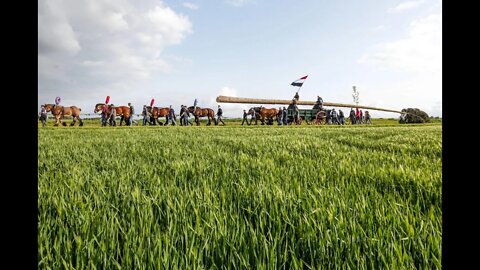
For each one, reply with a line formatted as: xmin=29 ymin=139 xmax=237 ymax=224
xmin=38 ymin=0 xmax=442 ymax=118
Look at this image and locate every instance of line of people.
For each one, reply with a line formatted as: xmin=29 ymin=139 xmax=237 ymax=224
xmin=348 ymin=108 xmax=372 ymax=125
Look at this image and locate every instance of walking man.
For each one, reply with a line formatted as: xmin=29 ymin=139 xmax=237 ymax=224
xmin=365 ymin=111 xmax=372 ymax=124
xmin=180 ymin=105 xmax=188 ymax=126
xmin=292 ymin=100 xmax=300 ymax=124
xmin=338 ymin=109 xmax=345 ymax=125
xmin=142 ymin=105 xmax=149 ymax=126
xmin=101 ymin=103 xmax=109 ymax=127
xmin=109 ymin=104 xmax=117 ymax=126
xmin=350 ymin=108 xmax=356 ymax=125
xmin=216 ymin=105 xmax=225 ymax=125
xmin=241 ymin=109 xmax=249 ymax=125
xmin=331 ymin=108 xmax=339 ymax=125
xmin=277 ymin=107 xmax=283 ymax=125
xmin=249 ymin=108 xmax=257 ymax=125
xmin=128 ymin=102 xmax=135 ymax=126
xmin=282 ymin=107 xmax=288 ymax=125
xmin=39 ymin=105 xmax=48 ymax=127
xmin=166 ymin=105 xmax=176 ymax=126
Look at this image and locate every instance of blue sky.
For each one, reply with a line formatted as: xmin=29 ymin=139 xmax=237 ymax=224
xmin=38 ymin=0 xmax=442 ymax=117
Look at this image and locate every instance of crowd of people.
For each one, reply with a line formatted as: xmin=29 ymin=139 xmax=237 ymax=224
xmin=39 ymin=97 xmax=372 ymax=127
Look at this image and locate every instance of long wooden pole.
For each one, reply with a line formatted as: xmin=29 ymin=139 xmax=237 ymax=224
xmin=216 ymin=95 xmax=403 ymax=114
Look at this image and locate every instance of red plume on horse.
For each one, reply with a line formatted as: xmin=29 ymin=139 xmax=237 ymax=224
xmin=94 ymin=103 xmax=132 ymax=126
xmin=94 ymin=96 xmax=132 ymax=125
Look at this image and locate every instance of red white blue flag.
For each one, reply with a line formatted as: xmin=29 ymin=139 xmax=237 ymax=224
xmin=291 ymin=75 xmax=308 ymax=87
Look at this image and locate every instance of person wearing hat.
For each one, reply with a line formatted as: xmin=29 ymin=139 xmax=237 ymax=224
xmin=216 ymin=105 xmax=225 ymax=125
xmin=39 ymin=105 xmax=48 ymax=127
xmin=109 ymin=104 xmax=117 ymax=126
xmin=241 ymin=109 xmax=249 ymax=125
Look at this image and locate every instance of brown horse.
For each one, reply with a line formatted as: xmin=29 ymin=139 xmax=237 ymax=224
xmin=94 ymin=103 xmax=131 ymax=126
xmin=248 ymin=107 xmax=278 ymax=125
xmin=44 ymin=104 xmax=83 ymax=126
xmin=144 ymin=106 xmax=171 ymax=125
xmin=187 ymin=106 xmax=215 ymax=126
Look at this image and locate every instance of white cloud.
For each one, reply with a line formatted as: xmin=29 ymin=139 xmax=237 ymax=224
xmin=358 ymin=13 xmax=441 ymax=73
xmin=388 ymin=0 xmax=426 ymax=13
xmin=226 ymin=0 xmax=253 ymax=8
xmin=371 ymin=25 xmax=388 ymax=33
xmin=38 ymin=0 xmax=193 ymax=109
xmin=38 ymin=1 xmax=81 ymax=55
xmin=357 ymin=11 xmax=442 ymax=117
xmin=183 ymin=2 xmax=199 ymax=10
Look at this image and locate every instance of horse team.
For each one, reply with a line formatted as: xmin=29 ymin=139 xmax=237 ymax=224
xmin=41 ymin=101 xmax=287 ymax=127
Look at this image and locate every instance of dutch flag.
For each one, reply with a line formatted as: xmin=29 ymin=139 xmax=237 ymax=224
xmin=291 ymin=75 xmax=308 ymax=87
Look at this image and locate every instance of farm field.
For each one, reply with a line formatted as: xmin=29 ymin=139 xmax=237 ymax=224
xmin=38 ymin=122 xmax=442 ymax=269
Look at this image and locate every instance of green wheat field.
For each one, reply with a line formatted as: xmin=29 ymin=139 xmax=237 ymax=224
xmin=38 ymin=120 xmax=442 ymax=269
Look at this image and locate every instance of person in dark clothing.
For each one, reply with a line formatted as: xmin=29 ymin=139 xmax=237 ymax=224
xmin=39 ymin=105 xmax=48 ymax=127
xmin=365 ymin=110 xmax=372 ymax=124
xmin=292 ymin=100 xmax=299 ymax=124
xmin=249 ymin=108 xmax=257 ymax=125
xmin=326 ymin=110 xmax=332 ymax=124
xmin=180 ymin=105 xmax=189 ymax=126
xmin=349 ymin=108 xmax=356 ymax=125
xmin=128 ymin=102 xmax=135 ymax=126
xmin=293 ymin=92 xmax=299 ymax=101
xmin=338 ymin=109 xmax=345 ymax=125
xmin=109 ymin=104 xmax=117 ymax=126
xmin=101 ymin=104 xmax=109 ymax=127
xmin=331 ymin=108 xmax=339 ymax=125
xmin=360 ymin=110 xmax=364 ymax=124
xmin=142 ymin=105 xmax=150 ymax=126
xmin=166 ymin=105 xmax=176 ymax=126
xmin=282 ymin=107 xmax=288 ymax=125
xmin=316 ymin=96 xmax=324 ymax=110
xmin=241 ymin=109 xmax=249 ymax=125
xmin=216 ymin=105 xmax=225 ymax=125
xmin=277 ymin=107 xmax=283 ymax=125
